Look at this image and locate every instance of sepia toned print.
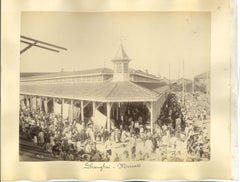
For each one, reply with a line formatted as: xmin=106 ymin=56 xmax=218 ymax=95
xmin=19 ymin=12 xmax=210 ymax=162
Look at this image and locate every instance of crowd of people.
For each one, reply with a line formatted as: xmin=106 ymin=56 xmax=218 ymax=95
xmin=153 ymin=92 xmax=210 ymax=161
xmin=19 ymin=91 xmax=210 ymax=162
xmin=20 ymin=105 xmax=111 ymax=161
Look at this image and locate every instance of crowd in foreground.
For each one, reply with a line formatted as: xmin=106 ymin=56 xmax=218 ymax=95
xmin=19 ymin=92 xmax=210 ymax=162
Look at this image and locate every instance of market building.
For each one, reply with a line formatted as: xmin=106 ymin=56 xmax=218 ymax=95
xmin=20 ymin=44 xmax=169 ymax=133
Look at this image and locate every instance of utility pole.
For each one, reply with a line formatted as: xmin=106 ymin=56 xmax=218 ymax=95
xmin=207 ymin=71 xmax=210 ymax=103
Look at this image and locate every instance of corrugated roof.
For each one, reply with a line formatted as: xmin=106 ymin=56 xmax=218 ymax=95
xmin=20 ymin=68 xmax=113 ymax=81
xmin=20 ymin=68 xmax=161 ymax=82
xmin=20 ymin=80 xmax=161 ymax=102
xmin=106 ymin=81 xmax=160 ymax=101
xmin=134 ymin=82 xmax=169 ymax=94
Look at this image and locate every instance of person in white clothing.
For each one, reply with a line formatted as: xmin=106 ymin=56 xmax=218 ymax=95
xmin=105 ymin=138 xmax=112 ymax=156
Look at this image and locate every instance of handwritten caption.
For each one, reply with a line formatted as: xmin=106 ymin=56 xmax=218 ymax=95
xmin=83 ymin=162 xmax=141 ymax=171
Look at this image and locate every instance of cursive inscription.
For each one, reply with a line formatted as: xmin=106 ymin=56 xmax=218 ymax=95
xmin=83 ymin=162 xmax=141 ymax=171
xmin=83 ymin=162 xmax=111 ymax=171
xmin=117 ymin=163 xmax=141 ymax=169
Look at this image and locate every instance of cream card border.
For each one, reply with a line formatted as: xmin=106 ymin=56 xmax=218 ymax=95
xmin=1 ymin=0 xmax=235 ymax=180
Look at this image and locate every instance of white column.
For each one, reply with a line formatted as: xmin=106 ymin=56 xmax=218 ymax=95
xmin=81 ymin=100 xmax=84 ymax=121
xmin=31 ymin=96 xmax=33 ymax=108
xmin=107 ymin=102 xmax=111 ymax=132
xmin=26 ymin=95 xmax=30 ymax=107
xmin=35 ymin=96 xmax=38 ymax=110
xmin=23 ymin=95 xmax=25 ymax=106
xmin=116 ymin=103 xmax=119 ymax=121
xmin=39 ymin=97 xmax=42 ymax=111
xmin=53 ymin=98 xmax=55 ymax=113
xmin=45 ymin=97 xmax=48 ymax=113
xmin=92 ymin=102 xmax=96 ymax=121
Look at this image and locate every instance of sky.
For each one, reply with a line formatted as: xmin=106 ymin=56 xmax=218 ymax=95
xmin=20 ymin=12 xmax=210 ymax=80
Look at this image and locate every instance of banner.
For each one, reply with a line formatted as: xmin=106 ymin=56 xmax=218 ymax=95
xmin=94 ymin=109 xmax=107 ymax=129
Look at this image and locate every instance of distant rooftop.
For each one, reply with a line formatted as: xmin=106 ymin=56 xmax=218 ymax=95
xmin=20 ymin=72 xmax=56 ymax=78
xmin=194 ymin=72 xmax=210 ymax=79
xmin=20 ymin=68 xmax=113 ymax=81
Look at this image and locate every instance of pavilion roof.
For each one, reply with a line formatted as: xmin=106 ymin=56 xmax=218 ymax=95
xmin=20 ymin=80 xmax=164 ymax=102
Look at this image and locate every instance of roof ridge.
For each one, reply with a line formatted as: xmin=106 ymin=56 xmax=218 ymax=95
xmin=104 ymin=81 xmax=119 ymax=99
xmin=128 ymin=81 xmax=160 ymax=97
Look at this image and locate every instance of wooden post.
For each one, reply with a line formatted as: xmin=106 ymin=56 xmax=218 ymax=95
xmin=92 ymin=102 xmax=96 ymax=122
xmin=39 ymin=97 xmax=42 ymax=111
xmin=23 ymin=95 xmax=26 ymax=106
xmin=43 ymin=97 xmax=47 ymax=127
xmin=53 ymin=98 xmax=55 ymax=113
xmin=29 ymin=95 xmax=31 ymax=107
xmin=81 ymin=100 xmax=84 ymax=122
xmin=116 ymin=103 xmax=119 ymax=121
xmin=29 ymin=95 xmax=32 ymax=108
xmin=107 ymin=102 xmax=111 ymax=132
xmin=112 ymin=103 xmax=115 ymax=121
xmin=35 ymin=96 xmax=38 ymax=110
xmin=45 ymin=97 xmax=48 ymax=114
xmin=26 ymin=95 xmax=30 ymax=107
xmin=70 ymin=99 xmax=73 ymax=123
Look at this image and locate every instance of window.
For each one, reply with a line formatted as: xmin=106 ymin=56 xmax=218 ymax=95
xmin=123 ymin=63 xmax=128 ymax=73
xmin=116 ymin=63 xmax=122 ymax=73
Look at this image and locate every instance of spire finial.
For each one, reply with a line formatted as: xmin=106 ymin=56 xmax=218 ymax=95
xmin=113 ymin=38 xmax=130 ymax=61
xmin=120 ymin=35 xmax=126 ymax=43
xmin=112 ymin=38 xmax=131 ymax=81
xmin=119 ymin=35 xmax=127 ymax=48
